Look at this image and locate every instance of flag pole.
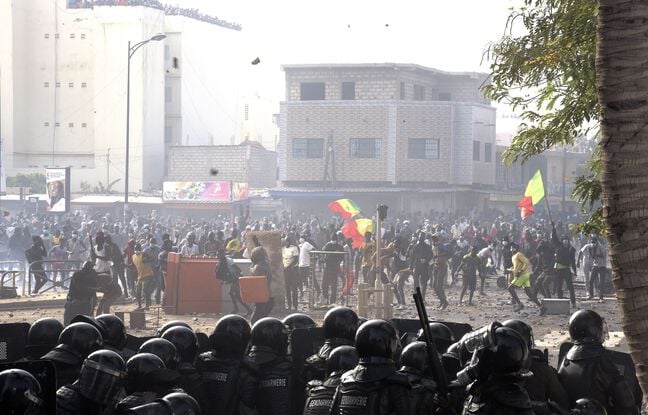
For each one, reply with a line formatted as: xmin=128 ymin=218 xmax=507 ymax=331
xmin=543 ymin=189 xmax=553 ymax=223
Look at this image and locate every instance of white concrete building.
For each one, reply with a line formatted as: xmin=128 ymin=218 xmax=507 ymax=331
xmin=0 ymin=0 xmax=242 ymax=193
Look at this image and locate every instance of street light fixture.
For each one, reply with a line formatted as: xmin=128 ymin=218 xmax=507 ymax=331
xmin=124 ymin=34 xmax=166 ymax=226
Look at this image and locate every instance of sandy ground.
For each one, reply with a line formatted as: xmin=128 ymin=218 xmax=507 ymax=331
xmin=0 ymin=275 xmax=625 ymax=368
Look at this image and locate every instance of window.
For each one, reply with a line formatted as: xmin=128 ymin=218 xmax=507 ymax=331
xmin=172 ymin=57 xmax=179 ymax=69
xmin=44 ymin=122 xmax=50 ymax=127
xmin=438 ymin=92 xmax=452 ymax=101
xmin=473 ymin=141 xmax=481 ymax=161
xmin=80 ymin=33 xmax=86 ymax=39
xmin=350 ymin=138 xmax=382 ymax=159
xmin=44 ymin=33 xmax=49 ymax=39
xmin=293 ymin=138 xmax=324 ymax=159
xmin=164 ymin=45 xmax=170 ymax=60
xmin=408 ymin=139 xmax=440 ymax=160
xmin=70 ymin=33 xmax=75 ymax=39
xmin=55 ymin=122 xmax=60 ymax=127
xmin=54 ymin=33 xmax=60 ymax=39
xmin=244 ymin=104 xmax=249 ymax=121
xmin=81 ymin=82 xmax=87 ymax=88
xmin=68 ymin=82 xmax=74 ymax=88
xmin=82 ymin=123 xmax=87 ymax=128
xmin=413 ymin=84 xmax=425 ymax=101
xmin=341 ymin=81 xmax=355 ymax=100
xmin=68 ymin=122 xmax=74 ymax=127
xmin=300 ymin=82 xmax=325 ymax=100
xmin=484 ymin=143 xmax=492 ymax=163
xmin=400 ymin=81 xmax=406 ymax=100
xmin=44 ymin=82 xmax=49 ymax=88
xmin=165 ymin=86 xmax=172 ymax=103
xmin=55 ymin=82 xmax=61 ymax=87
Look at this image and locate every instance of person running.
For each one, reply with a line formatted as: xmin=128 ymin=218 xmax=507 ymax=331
xmin=458 ymin=246 xmax=481 ymax=306
xmin=508 ymin=242 xmax=545 ymax=314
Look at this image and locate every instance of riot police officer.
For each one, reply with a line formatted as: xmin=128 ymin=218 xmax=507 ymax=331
xmin=304 ymin=345 xmax=358 ymax=415
xmin=330 ymin=319 xmax=411 ymax=415
xmin=502 ymin=319 xmax=569 ymax=411
xmin=56 ymin=349 xmax=127 ymax=414
xmin=245 ymin=317 xmax=295 ymax=415
xmin=25 ymin=317 xmax=64 ymax=360
xmin=138 ymin=338 xmax=181 ymax=370
xmin=161 ymin=326 xmax=204 ymax=404
xmin=417 ymin=322 xmax=455 ymax=354
xmin=398 ymin=341 xmax=440 ymax=415
xmin=0 ymin=368 xmax=46 ymax=415
xmin=115 ymin=353 xmax=179 ymax=413
xmin=41 ymin=322 xmax=103 ymax=388
xmin=96 ymin=313 xmax=129 ymax=355
xmin=558 ymin=310 xmax=639 ymax=414
xmin=282 ymin=313 xmax=317 ymax=331
xmin=196 ymin=314 xmax=256 ymax=415
xmin=156 ymin=320 xmax=192 ymax=337
xmin=125 ymin=392 xmax=201 ymax=415
xmin=455 ymin=322 xmax=533 ymax=414
xmin=305 ymin=306 xmax=359 ymax=382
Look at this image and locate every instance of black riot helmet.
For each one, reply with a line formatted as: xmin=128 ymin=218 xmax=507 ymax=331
xmin=77 ymin=350 xmax=126 ymax=405
xmin=96 ymin=314 xmax=128 ymax=350
xmin=282 ymin=313 xmax=316 ymax=331
xmin=355 ymin=319 xmax=399 ymax=360
xmin=569 ymin=309 xmax=606 ymax=344
xmin=0 ymin=369 xmax=44 ymax=414
xmin=502 ymin=319 xmax=534 ymax=351
xmin=484 ymin=327 xmax=528 ymax=374
xmin=161 ymin=326 xmax=199 ymax=365
xmin=250 ymin=317 xmax=289 ymax=356
xmin=139 ymin=338 xmax=181 ymax=370
xmin=58 ymin=322 xmax=104 ymax=358
xmin=417 ymin=322 xmax=454 ymax=354
xmin=161 ymin=392 xmax=201 ymax=414
xmin=125 ymin=353 xmax=166 ymax=394
xmin=400 ymin=341 xmax=430 ymax=374
xmin=156 ymin=320 xmax=192 ymax=337
xmin=27 ymin=317 xmax=64 ymax=357
xmin=323 ymin=307 xmax=359 ymax=342
xmin=574 ymin=398 xmax=608 ymax=415
xmin=326 ymin=345 xmax=359 ymax=377
xmin=209 ymin=314 xmax=251 ymax=357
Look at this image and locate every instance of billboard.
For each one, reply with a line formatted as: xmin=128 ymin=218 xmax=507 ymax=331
xmin=45 ymin=167 xmax=70 ymax=212
xmin=232 ymin=182 xmax=249 ymax=201
xmin=163 ymin=181 xmax=231 ymax=202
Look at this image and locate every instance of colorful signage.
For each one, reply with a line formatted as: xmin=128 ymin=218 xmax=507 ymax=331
xmin=162 ymin=181 xmax=231 ymax=202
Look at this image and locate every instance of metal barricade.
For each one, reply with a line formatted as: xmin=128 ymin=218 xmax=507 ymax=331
xmin=0 ymin=261 xmax=26 ymax=295
xmin=27 ymin=260 xmax=83 ymax=295
xmin=307 ymin=251 xmax=351 ymax=310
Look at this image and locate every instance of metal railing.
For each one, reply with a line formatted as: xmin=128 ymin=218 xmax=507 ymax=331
xmin=307 ymin=251 xmax=352 ymax=310
xmin=26 ymin=260 xmax=83 ymax=295
xmin=0 ymin=261 xmax=26 ymax=295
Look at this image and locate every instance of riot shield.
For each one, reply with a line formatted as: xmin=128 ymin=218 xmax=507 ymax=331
xmin=124 ymin=334 xmax=155 ymax=359
xmin=0 ymin=322 xmax=30 ymax=362
xmin=290 ymin=327 xmax=325 ymax=368
xmin=0 ymin=360 xmax=57 ymax=414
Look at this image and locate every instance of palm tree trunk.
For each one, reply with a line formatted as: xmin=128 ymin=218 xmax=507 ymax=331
xmin=597 ymin=0 xmax=648 ymax=396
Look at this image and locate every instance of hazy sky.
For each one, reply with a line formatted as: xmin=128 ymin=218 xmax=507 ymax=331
xmin=171 ymin=0 xmax=521 ymax=132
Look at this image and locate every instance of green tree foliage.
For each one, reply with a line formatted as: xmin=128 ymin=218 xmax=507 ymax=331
xmin=483 ymin=0 xmax=602 ymax=231
xmin=6 ymin=173 xmax=46 ymax=193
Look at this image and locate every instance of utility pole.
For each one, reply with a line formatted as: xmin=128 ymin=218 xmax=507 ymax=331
xmin=106 ymin=148 xmax=110 ymax=191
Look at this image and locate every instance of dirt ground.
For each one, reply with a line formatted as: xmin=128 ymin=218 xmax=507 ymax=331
xmin=0 ymin=276 xmax=625 ymax=369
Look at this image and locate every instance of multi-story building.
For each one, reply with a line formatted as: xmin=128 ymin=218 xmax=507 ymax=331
xmin=277 ymin=63 xmax=497 ymax=215
xmin=0 ymin=0 xmax=241 ymax=193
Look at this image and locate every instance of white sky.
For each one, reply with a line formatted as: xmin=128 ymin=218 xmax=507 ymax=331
xmin=171 ymin=0 xmax=522 ymax=133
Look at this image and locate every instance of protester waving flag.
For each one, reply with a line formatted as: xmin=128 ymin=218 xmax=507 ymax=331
xmin=328 ymin=198 xmax=361 ymax=219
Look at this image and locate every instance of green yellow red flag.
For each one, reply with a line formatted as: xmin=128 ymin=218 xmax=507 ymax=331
xmin=328 ymin=198 xmax=361 ymax=219
xmin=524 ymin=170 xmax=545 ymax=205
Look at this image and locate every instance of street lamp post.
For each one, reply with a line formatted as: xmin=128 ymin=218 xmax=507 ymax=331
xmin=124 ymin=34 xmax=166 ymax=226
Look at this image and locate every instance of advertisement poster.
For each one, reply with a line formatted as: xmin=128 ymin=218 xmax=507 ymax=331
xmin=162 ymin=181 xmax=231 ymax=202
xmin=232 ymin=182 xmax=249 ymax=201
xmin=45 ymin=167 xmax=70 ymax=212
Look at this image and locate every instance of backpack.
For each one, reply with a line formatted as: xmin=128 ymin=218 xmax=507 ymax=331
xmin=215 ymin=257 xmax=240 ymax=283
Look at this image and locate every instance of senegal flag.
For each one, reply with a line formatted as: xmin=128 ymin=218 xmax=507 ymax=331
xmin=328 ymin=198 xmax=361 ymax=219
xmin=518 ymin=170 xmax=545 ymax=219
xmin=342 ymin=219 xmax=374 ymax=248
